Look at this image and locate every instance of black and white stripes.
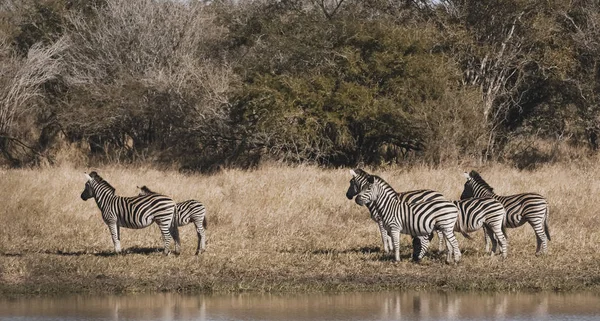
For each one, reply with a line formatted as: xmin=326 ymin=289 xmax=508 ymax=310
xmin=346 ymin=169 xmax=445 ymax=254
xmin=352 ymin=170 xmax=462 ymax=263
xmin=80 ymin=172 xmax=180 ymax=255
xmin=461 ymin=170 xmax=550 ymax=255
xmin=138 ymin=185 xmax=207 ymax=255
xmin=452 ymin=197 xmax=508 ymax=258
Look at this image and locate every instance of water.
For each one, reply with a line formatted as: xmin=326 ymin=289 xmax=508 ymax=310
xmin=0 ymin=292 xmax=599 ymax=321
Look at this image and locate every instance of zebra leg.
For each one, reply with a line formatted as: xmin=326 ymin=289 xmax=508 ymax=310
xmin=107 ymin=223 xmax=121 ymax=253
xmin=158 ymin=221 xmax=173 ymax=256
xmin=529 ymin=219 xmax=548 ymax=255
xmin=390 ymin=228 xmax=401 ymax=262
xmin=169 ymin=222 xmax=181 ymax=255
xmin=483 ymin=229 xmax=491 ymax=253
xmin=437 ymin=230 xmax=445 ymax=253
xmin=483 ymin=225 xmax=498 ymax=255
xmin=378 ymin=221 xmax=392 ymax=254
xmin=412 ymin=236 xmax=430 ymax=262
xmin=194 ymin=218 xmax=206 ymax=255
xmin=494 ymin=226 xmax=508 ymax=259
xmin=441 ymin=228 xmax=461 ymax=264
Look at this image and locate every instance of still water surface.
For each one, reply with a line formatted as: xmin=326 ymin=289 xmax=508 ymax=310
xmin=0 ymin=291 xmax=599 ymax=321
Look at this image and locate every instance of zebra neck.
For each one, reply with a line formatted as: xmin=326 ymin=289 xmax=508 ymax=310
xmin=475 ymin=188 xmax=495 ymax=198
xmin=93 ymin=190 xmax=119 ymax=212
xmin=366 ymin=203 xmax=381 ymax=221
xmin=370 ymin=191 xmax=403 ymax=221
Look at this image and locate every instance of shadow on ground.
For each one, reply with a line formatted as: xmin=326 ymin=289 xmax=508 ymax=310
xmin=0 ymin=247 xmax=164 ymax=257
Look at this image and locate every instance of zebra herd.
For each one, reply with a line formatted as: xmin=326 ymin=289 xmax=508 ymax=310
xmin=80 ymin=172 xmax=207 ymax=255
xmin=80 ymin=169 xmax=549 ymax=262
xmin=346 ymin=169 xmax=550 ymax=263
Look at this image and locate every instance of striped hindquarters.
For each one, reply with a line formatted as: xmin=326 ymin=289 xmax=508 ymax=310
xmin=452 ymin=197 xmax=505 ymax=233
xmin=405 ymin=200 xmax=459 ymax=236
xmin=496 ymin=193 xmax=547 ymax=229
xmin=176 ymin=200 xmax=206 ymax=227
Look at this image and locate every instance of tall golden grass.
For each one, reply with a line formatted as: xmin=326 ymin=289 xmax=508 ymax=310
xmin=0 ymin=163 xmax=599 ymax=296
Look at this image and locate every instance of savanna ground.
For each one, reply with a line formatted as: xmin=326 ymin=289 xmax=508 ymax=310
xmin=1 ymin=163 xmax=599 ymax=297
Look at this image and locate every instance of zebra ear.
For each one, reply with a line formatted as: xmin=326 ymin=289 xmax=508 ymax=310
xmin=350 ymin=169 xmax=357 ymax=177
xmin=84 ymin=173 xmax=92 ymax=181
xmin=367 ymin=175 xmax=375 ymax=184
xmin=463 ymin=172 xmax=470 ymax=179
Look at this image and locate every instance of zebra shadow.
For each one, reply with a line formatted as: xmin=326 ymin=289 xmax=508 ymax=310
xmin=45 ymin=247 xmax=164 ymax=257
xmin=310 ymin=246 xmax=415 ymax=261
xmin=0 ymin=252 xmax=23 ymax=257
xmin=310 ymin=246 xmax=381 ymax=255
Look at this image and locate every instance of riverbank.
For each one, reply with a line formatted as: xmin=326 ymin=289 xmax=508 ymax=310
xmin=1 ymin=164 xmax=599 ymax=296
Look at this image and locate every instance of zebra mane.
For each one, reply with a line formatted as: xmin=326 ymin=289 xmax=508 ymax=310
xmin=371 ymin=175 xmax=398 ymax=195
xmin=89 ymin=171 xmax=116 ymax=194
xmin=468 ymin=170 xmax=494 ymax=192
xmin=353 ymin=168 xmax=368 ymax=177
xmin=138 ymin=185 xmax=156 ymax=195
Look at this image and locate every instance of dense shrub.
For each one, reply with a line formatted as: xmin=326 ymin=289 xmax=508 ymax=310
xmin=1 ymin=0 xmax=599 ymax=169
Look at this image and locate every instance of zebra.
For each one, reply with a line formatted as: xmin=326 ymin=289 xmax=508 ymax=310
xmin=346 ymin=168 xmax=446 ymax=255
xmin=352 ymin=170 xmax=461 ymax=263
xmin=461 ymin=170 xmax=550 ymax=255
xmin=137 ymin=185 xmax=207 ymax=255
xmin=450 ymin=197 xmax=508 ymax=258
xmin=80 ymin=172 xmax=180 ymax=255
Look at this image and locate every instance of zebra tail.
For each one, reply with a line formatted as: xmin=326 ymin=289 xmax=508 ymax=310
xmin=544 ymin=208 xmax=551 ymax=241
xmin=502 ymin=225 xmax=508 ymax=240
xmin=460 ymin=231 xmax=473 ymax=240
xmin=202 ymin=216 xmax=207 ymax=229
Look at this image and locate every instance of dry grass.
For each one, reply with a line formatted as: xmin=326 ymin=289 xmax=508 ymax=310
xmin=0 ymin=163 xmax=599 ymax=296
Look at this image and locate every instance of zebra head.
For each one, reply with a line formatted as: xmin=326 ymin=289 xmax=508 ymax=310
xmin=346 ymin=168 xmax=371 ymax=200
xmin=81 ymin=171 xmax=114 ymax=201
xmin=354 ymin=174 xmax=378 ymax=206
xmin=81 ymin=172 xmax=97 ymax=200
xmin=460 ymin=170 xmax=494 ymax=199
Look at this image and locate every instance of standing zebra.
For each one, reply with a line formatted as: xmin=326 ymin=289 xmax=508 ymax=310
xmin=346 ymin=168 xmax=446 ymax=255
xmin=80 ymin=172 xmax=180 ymax=255
xmin=461 ymin=170 xmax=550 ymax=255
xmin=352 ymin=170 xmax=461 ymax=263
xmin=450 ymin=197 xmax=508 ymax=258
xmin=137 ymin=185 xmax=207 ymax=255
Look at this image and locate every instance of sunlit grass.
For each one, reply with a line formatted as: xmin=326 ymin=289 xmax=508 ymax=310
xmin=0 ymin=163 xmax=599 ymax=296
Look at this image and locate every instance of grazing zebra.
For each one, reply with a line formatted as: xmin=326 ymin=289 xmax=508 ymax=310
xmin=450 ymin=197 xmax=508 ymax=258
xmin=80 ymin=172 xmax=180 ymax=255
xmin=137 ymin=185 xmax=207 ymax=255
xmin=352 ymin=170 xmax=461 ymax=263
xmin=346 ymin=168 xmax=446 ymax=255
xmin=461 ymin=170 xmax=550 ymax=255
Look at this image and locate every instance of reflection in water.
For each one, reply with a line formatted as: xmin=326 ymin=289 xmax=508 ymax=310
xmin=0 ymin=291 xmax=599 ymax=321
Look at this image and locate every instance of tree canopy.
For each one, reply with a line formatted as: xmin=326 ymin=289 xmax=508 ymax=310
xmin=0 ymin=0 xmax=598 ymax=170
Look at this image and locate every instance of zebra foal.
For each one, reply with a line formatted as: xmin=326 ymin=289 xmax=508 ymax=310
xmin=346 ymin=168 xmax=445 ymax=254
xmin=80 ymin=172 xmax=180 ymax=255
xmin=461 ymin=170 xmax=550 ymax=255
xmin=137 ymin=185 xmax=207 ymax=255
xmin=352 ymin=170 xmax=461 ymax=263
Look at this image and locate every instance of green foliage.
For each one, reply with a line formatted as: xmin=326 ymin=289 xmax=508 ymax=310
xmin=2 ymin=0 xmax=600 ymax=169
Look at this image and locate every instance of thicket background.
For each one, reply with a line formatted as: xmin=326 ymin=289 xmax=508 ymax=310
xmin=1 ymin=0 xmax=599 ymax=171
